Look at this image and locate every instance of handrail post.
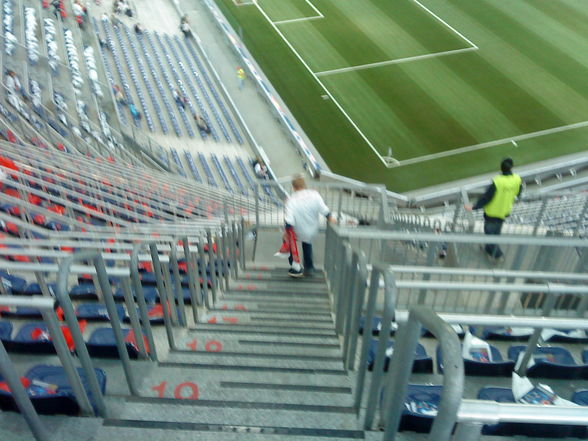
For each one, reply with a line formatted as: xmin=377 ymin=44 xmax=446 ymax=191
xmin=206 ymin=229 xmax=219 ymax=304
xmin=344 ymin=252 xmax=368 ymax=370
xmin=381 ymin=306 xmax=464 ymax=441
xmin=342 ymin=251 xmax=359 ymax=362
xmin=55 ymin=253 xmax=109 ymax=415
xmin=149 ymin=243 xmax=176 ymax=350
xmin=240 ymin=217 xmax=246 ymax=270
xmin=130 ymin=243 xmax=158 ymax=361
xmin=0 ymin=339 xmax=51 ymax=441
xmin=182 ymin=236 xmax=201 ymax=322
xmin=168 ymin=241 xmax=186 ymax=326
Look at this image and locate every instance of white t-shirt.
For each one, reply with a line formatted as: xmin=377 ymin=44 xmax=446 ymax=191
xmin=284 ymin=189 xmax=330 ymax=243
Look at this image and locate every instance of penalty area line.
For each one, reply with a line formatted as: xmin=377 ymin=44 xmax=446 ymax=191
xmin=393 ymin=120 xmax=588 ymax=168
xmin=315 ymin=46 xmax=477 ymax=77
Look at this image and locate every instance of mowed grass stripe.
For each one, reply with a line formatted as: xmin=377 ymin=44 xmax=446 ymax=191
xmin=258 ymin=0 xmax=318 ymax=23
xmin=453 ymin=0 xmax=588 ymax=103
xmin=437 ymin=52 xmax=566 ymax=136
xmin=427 ymin=0 xmax=588 ymax=122
xmin=328 ymin=64 xmax=479 ymax=157
xmin=493 ymin=0 xmax=588 ymax=69
xmin=370 ymin=0 xmax=470 ymax=52
xmin=524 ymin=0 xmax=588 ymax=41
xmin=280 ymin=1 xmax=402 ymax=72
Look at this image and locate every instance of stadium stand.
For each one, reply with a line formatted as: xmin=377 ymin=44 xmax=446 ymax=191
xmin=0 ymin=3 xmax=587 ymax=441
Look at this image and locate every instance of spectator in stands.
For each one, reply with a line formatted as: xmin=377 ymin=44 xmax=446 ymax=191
xmin=284 ymin=176 xmax=336 ymax=277
xmin=113 ymin=85 xmax=125 ymax=105
xmin=6 ymin=70 xmax=22 ymax=96
xmin=134 ymin=23 xmax=143 ymax=35
xmin=253 ymin=158 xmax=268 ymax=180
xmin=72 ymin=0 xmax=86 ymax=27
xmin=465 ymin=157 xmax=522 ymax=263
xmin=237 ymin=66 xmax=246 ymax=90
xmin=180 ymin=15 xmax=192 ymax=38
xmin=194 ymin=113 xmax=211 ymax=135
xmin=129 ymin=103 xmax=141 ymax=122
xmin=172 ymin=89 xmax=187 ymax=109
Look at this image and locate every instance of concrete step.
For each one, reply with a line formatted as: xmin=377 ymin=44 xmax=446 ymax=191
xmin=104 ymin=396 xmax=358 ymax=430
xmin=164 ymin=350 xmax=344 ymax=371
xmin=230 ymin=284 xmax=329 ymax=297
xmin=199 ymin=312 xmax=334 ymax=327
xmin=191 ymin=322 xmax=336 ymax=334
xmin=220 ymin=293 xmax=331 ymax=307
xmin=211 ymin=302 xmax=332 ymax=315
xmin=174 ymin=332 xmax=341 ymax=356
xmin=189 ymin=323 xmax=336 ymax=338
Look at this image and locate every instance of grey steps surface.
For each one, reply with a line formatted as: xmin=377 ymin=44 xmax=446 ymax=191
xmin=104 ymin=396 xmax=358 ymax=429
xmin=199 ymin=313 xmax=334 ymax=327
xmin=190 ymin=322 xmax=337 ymax=336
xmin=174 ymin=334 xmax=341 ymax=356
xmin=164 ymin=350 xmax=344 ymax=370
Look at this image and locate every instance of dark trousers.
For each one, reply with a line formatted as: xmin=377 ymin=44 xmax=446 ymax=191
xmin=483 ymin=215 xmax=504 ymax=258
xmin=288 ymin=242 xmax=314 ymax=270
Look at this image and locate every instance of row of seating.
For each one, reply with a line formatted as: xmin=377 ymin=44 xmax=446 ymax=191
xmin=399 ymin=383 xmax=588 ymax=438
xmin=100 ymin=18 xmax=139 ymax=128
xmin=182 ymin=36 xmax=243 ymax=144
xmin=121 ymin=23 xmax=166 ymax=133
xmin=112 ymin=21 xmax=154 ymax=131
xmin=163 ymin=33 xmax=220 ymax=141
xmin=92 ymin=17 xmax=128 ymax=126
xmin=151 ymin=31 xmax=196 ymax=138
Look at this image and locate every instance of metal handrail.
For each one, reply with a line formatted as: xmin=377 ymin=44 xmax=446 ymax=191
xmin=381 ymin=306 xmax=464 ymax=441
xmin=0 ymin=296 xmax=56 ymax=441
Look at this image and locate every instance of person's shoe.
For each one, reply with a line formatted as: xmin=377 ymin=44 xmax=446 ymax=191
xmin=288 ymin=268 xmax=304 ymax=278
xmin=304 ymin=268 xmax=315 ymax=278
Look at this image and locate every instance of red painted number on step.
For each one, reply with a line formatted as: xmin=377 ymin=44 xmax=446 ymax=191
xmin=205 ymin=340 xmax=222 ymax=352
xmin=207 ymin=316 xmax=217 ymax=324
xmin=151 ymin=381 xmax=167 ymax=398
xmin=151 ymin=381 xmax=199 ymax=400
xmin=186 ymin=339 xmax=198 ymax=351
xmin=174 ymin=382 xmax=199 ymax=400
xmin=235 ymin=304 xmax=246 ymax=311
xmin=222 ymin=317 xmax=238 ymax=324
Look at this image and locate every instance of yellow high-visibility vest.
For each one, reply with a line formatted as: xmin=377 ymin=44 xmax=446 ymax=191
xmin=484 ymin=174 xmax=522 ymax=219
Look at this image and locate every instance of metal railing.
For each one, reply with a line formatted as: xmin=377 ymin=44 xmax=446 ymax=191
xmin=0 ymin=217 xmax=245 ymax=441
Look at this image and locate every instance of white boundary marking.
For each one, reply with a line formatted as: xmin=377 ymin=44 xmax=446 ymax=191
xmin=316 ymin=46 xmax=477 ymax=76
xmin=410 ymin=0 xmax=478 ymax=49
xmin=253 ymin=0 xmax=389 ymax=166
xmin=270 ymin=0 xmax=324 ymax=24
xmin=396 ymin=120 xmax=588 ymax=167
xmin=274 ymin=16 xmax=323 ymax=24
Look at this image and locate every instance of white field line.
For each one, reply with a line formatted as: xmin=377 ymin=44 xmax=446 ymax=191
xmin=271 ymin=0 xmax=324 ymax=24
xmin=274 ymin=16 xmax=323 ymax=24
xmin=316 ymin=46 xmax=477 ymax=76
xmin=395 ymin=120 xmax=588 ymax=167
xmin=411 ymin=0 xmax=478 ymax=49
xmin=305 ymin=0 xmax=324 ymax=17
xmin=253 ymin=0 xmax=390 ymax=167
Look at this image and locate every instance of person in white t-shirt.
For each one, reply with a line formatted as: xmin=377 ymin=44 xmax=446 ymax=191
xmin=284 ymin=176 xmax=335 ymax=277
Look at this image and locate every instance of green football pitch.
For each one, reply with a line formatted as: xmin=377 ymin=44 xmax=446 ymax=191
xmin=215 ymin=0 xmax=588 ymax=192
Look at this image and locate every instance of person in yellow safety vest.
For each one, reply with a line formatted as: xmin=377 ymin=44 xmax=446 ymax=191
xmin=465 ymin=157 xmax=522 ymax=263
xmin=237 ymin=66 xmax=246 ymax=90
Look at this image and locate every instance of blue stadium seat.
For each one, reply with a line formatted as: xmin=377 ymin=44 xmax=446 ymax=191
xmin=0 ymin=364 xmax=106 ymax=415
xmin=508 ymin=345 xmax=585 ymax=379
xmin=0 ymin=322 xmax=13 ymax=341
xmin=398 ymin=384 xmax=442 ymax=433
xmin=5 ymin=322 xmax=79 ymax=354
xmin=358 ymin=316 xmax=393 ymax=336
xmin=23 ymin=283 xmax=56 ymax=296
xmin=367 ymin=339 xmax=432 ymax=373
xmin=0 ymin=271 xmax=27 ymax=294
xmin=113 ymin=286 xmax=158 ymax=303
xmin=86 ymin=327 xmax=148 ymax=358
xmin=1 ymin=306 xmax=43 ymax=319
xmin=470 ymin=326 xmax=533 ymax=341
xmin=436 ymin=344 xmax=514 ymax=376
xmin=75 ymin=303 xmax=126 ymax=321
xmin=478 ymin=387 xmax=582 ymax=438
xmin=69 ymin=283 xmax=99 ymax=300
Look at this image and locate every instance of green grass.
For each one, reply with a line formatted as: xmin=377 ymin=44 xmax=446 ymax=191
xmin=216 ymin=0 xmax=588 ymax=192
